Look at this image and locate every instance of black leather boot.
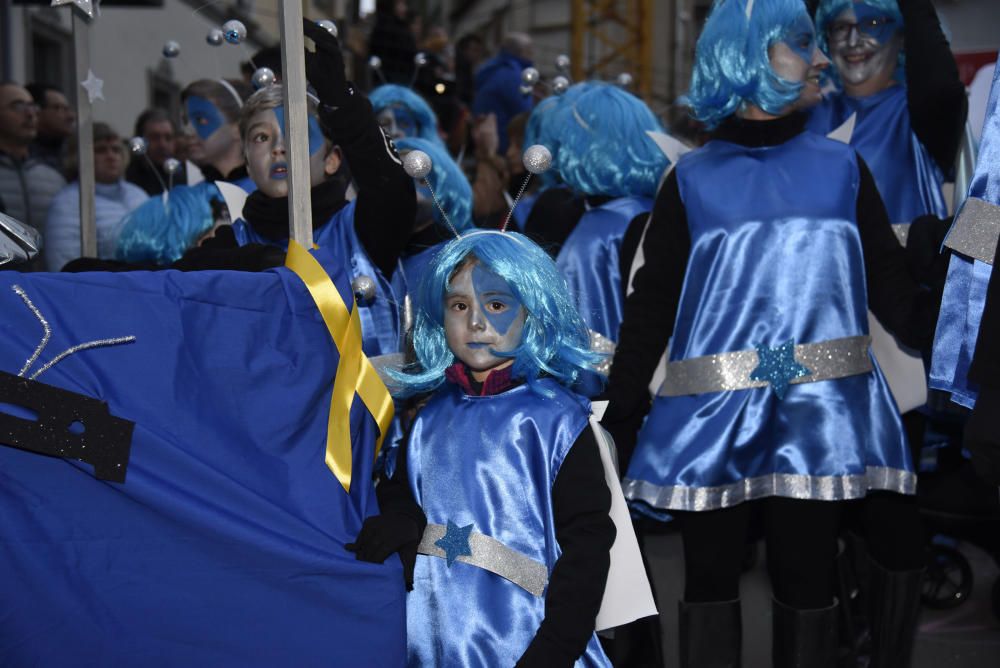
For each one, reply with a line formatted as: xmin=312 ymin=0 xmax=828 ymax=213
xmin=771 ymin=597 xmax=838 ymax=668
xmin=867 ymin=560 xmax=923 ymax=668
xmin=678 ymin=599 xmax=741 ymax=667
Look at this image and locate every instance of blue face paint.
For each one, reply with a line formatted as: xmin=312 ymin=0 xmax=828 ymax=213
xmin=781 ymin=13 xmax=818 ymax=65
xmin=391 ymin=106 xmax=418 ymax=139
xmin=851 ymin=3 xmax=899 ymax=44
xmin=471 ymin=264 xmax=522 ymax=335
xmin=273 ymin=106 xmax=326 ymax=156
xmin=185 ymin=96 xmax=224 ymax=140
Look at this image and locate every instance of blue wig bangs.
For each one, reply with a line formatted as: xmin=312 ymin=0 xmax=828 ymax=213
xmin=553 ymin=81 xmax=668 ymax=198
xmin=369 ymin=84 xmax=446 ymax=148
xmin=115 ymin=182 xmax=222 ymax=265
xmin=814 ymin=0 xmax=905 ymax=87
xmin=396 ymin=136 xmax=474 ymax=234
xmin=684 ymin=0 xmax=810 ymax=128
xmin=391 ymin=230 xmax=600 ymax=397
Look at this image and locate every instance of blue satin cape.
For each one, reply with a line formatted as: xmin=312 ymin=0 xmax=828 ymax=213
xmin=232 ymin=200 xmax=401 ymax=357
xmin=625 ymin=132 xmax=913 ymax=515
xmin=405 ymin=380 xmax=611 ymax=667
xmin=0 ymin=250 xmax=405 ymax=666
xmin=807 ymin=85 xmax=947 ymax=224
xmin=930 ymin=58 xmax=1000 ymax=408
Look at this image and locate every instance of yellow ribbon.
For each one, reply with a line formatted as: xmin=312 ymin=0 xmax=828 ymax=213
xmin=285 ymin=240 xmax=395 ymax=493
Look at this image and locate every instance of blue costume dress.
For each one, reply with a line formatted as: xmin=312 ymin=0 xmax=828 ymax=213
xmin=931 ymin=59 xmax=1000 ymax=408
xmin=624 ymin=132 xmax=914 ymax=514
xmin=405 ymin=379 xmax=611 ymax=667
xmin=807 ymin=86 xmax=947 ymax=226
xmin=232 ymin=200 xmax=400 ymax=357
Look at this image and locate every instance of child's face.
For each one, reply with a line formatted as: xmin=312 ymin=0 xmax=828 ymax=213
xmin=444 ymin=261 xmax=526 ymax=381
xmin=244 ymin=107 xmax=337 ymax=198
xmin=183 ymin=96 xmax=239 ymax=168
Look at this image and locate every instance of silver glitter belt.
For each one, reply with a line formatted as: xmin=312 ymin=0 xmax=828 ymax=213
xmin=417 ymin=523 xmax=549 ymax=597
xmin=945 ymin=197 xmax=999 ymax=265
xmin=658 ymin=335 xmax=872 ymax=397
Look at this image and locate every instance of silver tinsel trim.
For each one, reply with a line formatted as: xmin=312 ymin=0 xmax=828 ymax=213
xmin=659 ymin=335 xmax=872 ymax=396
xmin=944 ymin=197 xmax=999 ymax=265
xmin=418 ymin=523 xmax=549 ymax=597
xmin=30 ymin=337 xmax=137 ymax=381
xmin=13 ymin=284 xmax=52 ymax=377
xmin=589 ymin=329 xmax=616 ymax=376
xmin=623 ymin=466 xmax=917 ymax=512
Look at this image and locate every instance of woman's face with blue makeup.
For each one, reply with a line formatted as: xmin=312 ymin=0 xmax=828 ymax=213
xmin=376 ymin=105 xmax=417 ymax=140
xmin=768 ymin=13 xmax=830 ymax=111
xmin=443 ymin=260 xmax=526 ymax=381
xmin=183 ymin=95 xmax=239 ymax=168
xmin=827 ymin=2 xmax=902 ymax=95
xmin=244 ymin=107 xmax=338 ymax=198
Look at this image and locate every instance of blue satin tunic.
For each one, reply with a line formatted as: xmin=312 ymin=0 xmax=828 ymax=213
xmin=557 ymin=196 xmax=653 ymax=341
xmin=232 ymin=201 xmax=400 ymax=357
xmin=625 ymin=132 xmax=913 ymax=514
xmin=807 ymin=85 xmax=947 ymax=224
xmin=405 ymin=380 xmax=611 ymax=667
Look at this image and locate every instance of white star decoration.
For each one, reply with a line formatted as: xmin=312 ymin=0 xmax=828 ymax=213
xmin=50 ymin=0 xmax=95 ymax=20
xmin=80 ymin=70 xmax=104 ymax=103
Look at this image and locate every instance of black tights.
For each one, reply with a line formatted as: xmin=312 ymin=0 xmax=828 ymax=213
xmin=675 ymin=497 xmax=842 ymax=610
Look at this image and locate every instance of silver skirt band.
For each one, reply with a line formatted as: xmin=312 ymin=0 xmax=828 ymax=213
xmin=658 ymin=335 xmax=872 ymax=397
xmin=891 ymin=223 xmax=910 ymax=247
xmin=417 ymin=524 xmax=549 ymax=597
xmin=623 ymin=466 xmax=917 ymax=512
xmin=944 ymin=197 xmax=999 ymax=265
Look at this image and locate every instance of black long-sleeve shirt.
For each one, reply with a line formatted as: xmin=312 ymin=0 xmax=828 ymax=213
xmin=899 ymin=0 xmax=968 ymax=173
xmin=379 ymin=378 xmax=615 ymax=667
xmin=602 ymin=113 xmax=940 ymax=465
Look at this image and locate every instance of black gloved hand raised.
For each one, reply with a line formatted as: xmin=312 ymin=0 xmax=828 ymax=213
xmin=302 ymin=18 xmax=351 ymax=108
xmin=346 ymin=513 xmax=422 ymax=564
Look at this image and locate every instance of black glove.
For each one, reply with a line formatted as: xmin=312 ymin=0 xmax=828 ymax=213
xmin=905 ymin=214 xmax=951 ymax=287
xmin=346 ymin=513 xmax=424 ymax=588
xmin=171 ymin=242 xmax=286 ymax=272
xmin=302 ymin=18 xmax=351 ymax=108
xmin=965 ymin=386 xmax=1000 ymax=486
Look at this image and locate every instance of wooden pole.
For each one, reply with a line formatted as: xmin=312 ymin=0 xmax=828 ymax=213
xmin=72 ymin=10 xmax=96 ymax=258
xmin=279 ymin=0 xmax=313 ymax=248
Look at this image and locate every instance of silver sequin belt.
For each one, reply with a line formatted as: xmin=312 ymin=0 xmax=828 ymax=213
xmin=944 ymin=197 xmax=999 ymax=265
xmin=658 ymin=335 xmax=872 ymax=397
xmin=417 ymin=523 xmax=549 ymax=597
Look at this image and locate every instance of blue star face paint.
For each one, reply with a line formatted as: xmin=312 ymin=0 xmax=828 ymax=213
xmin=376 ymin=106 xmax=417 ymax=140
xmin=185 ymin=96 xmax=224 ymax=141
xmin=781 ymin=13 xmax=818 ymax=66
xmin=273 ymin=106 xmax=326 ymax=156
xmin=827 ymin=2 xmax=902 ymax=89
xmin=443 ymin=261 xmax=526 ymax=379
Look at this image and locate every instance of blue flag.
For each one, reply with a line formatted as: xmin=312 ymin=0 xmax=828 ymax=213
xmin=0 ymin=253 xmax=405 ymax=666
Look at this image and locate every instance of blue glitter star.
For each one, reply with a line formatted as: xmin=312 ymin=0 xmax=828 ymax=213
xmin=749 ymin=339 xmax=811 ymax=399
xmin=435 ymin=521 xmax=473 ymax=567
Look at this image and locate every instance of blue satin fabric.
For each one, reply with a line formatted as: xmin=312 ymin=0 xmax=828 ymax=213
xmin=232 ymin=200 xmax=401 ymax=357
xmin=807 ymin=85 xmax=947 ymax=224
xmin=930 ymin=58 xmax=1000 ymax=407
xmin=557 ymin=196 xmax=653 ymax=341
xmin=626 ymin=133 xmax=910 ymax=512
xmin=405 ymin=381 xmax=610 ymax=667
xmin=0 ymin=250 xmax=405 ymax=665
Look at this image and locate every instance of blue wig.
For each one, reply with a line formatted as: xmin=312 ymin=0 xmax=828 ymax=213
xmin=396 ymin=136 xmax=474 ymax=234
xmin=684 ymin=0 xmax=811 ymax=128
xmin=523 ymin=84 xmax=589 ymax=190
xmin=369 ymin=84 xmax=446 ymax=148
xmin=814 ymin=0 xmax=904 ymax=87
xmin=115 ymin=182 xmax=222 ymax=265
xmin=552 ymin=81 xmax=669 ymax=198
xmin=391 ymin=230 xmax=601 ymax=397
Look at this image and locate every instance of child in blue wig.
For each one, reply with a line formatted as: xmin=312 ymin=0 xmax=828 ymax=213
xmin=116 ymin=182 xmax=223 ymax=266
xmin=370 ymin=84 xmax=447 ymax=149
xmin=807 ymin=0 xmax=964 ymax=227
xmin=602 ymin=0 xmax=930 ymax=664
xmin=347 ymin=229 xmax=620 ymax=666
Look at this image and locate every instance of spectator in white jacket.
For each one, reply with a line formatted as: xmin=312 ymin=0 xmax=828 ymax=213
xmin=45 ymin=122 xmax=147 ymax=271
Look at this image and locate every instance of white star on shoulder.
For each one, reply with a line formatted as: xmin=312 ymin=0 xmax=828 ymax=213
xmin=50 ymin=0 xmax=95 ymax=20
xmin=80 ymin=70 xmax=104 ymax=103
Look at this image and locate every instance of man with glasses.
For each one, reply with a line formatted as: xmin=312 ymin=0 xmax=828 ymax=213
xmin=0 ymin=82 xmax=66 ymax=268
xmin=26 ymin=83 xmax=75 ymax=177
